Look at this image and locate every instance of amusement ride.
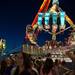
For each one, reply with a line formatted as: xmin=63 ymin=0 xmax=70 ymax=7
xmin=22 ymin=0 xmax=75 ymax=61
xmin=0 ymin=0 xmax=75 ymax=62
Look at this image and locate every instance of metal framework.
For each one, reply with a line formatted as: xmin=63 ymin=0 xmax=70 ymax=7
xmin=26 ymin=0 xmax=75 ymax=45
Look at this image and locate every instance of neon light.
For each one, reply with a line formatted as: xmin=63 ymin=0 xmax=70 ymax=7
xmin=52 ymin=12 xmax=58 ymax=25
xmin=45 ymin=13 xmax=50 ymax=25
xmin=60 ymin=12 xmax=65 ymax=29
xmin=38 ymin=13 xmax=43 ymax=27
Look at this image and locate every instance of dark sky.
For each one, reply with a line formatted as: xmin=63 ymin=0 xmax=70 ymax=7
xmin=0 ymin=0 xmax=75 ymax=52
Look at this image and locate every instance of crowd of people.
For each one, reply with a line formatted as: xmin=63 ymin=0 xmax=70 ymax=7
xmin=0 ymin=50 xmax=75 ymax=75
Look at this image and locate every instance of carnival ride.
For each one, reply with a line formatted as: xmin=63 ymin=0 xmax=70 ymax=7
xmin=0 ymin=0 xmax=75 ymax=62
xmin=26 ymin=0 xmax=75 ymax=46
xmin=24 ymin=0 xmax=75 ymax=61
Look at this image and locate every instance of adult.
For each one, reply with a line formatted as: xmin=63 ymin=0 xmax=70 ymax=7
xmin=40 ymin=58 xmax=57 ymax=75
xmin=11 ymin=52 xmax=39 ymax=75
xmin=66 ymin=50 xmax=75 ymax=75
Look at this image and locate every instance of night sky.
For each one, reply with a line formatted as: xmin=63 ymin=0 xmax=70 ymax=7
xmin=0 ymin=0 xmax=75 ymax=52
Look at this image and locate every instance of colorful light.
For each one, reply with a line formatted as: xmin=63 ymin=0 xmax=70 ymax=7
xmin=52 ymin=12 xmax=58 ymax=25
xmin=60 ymin=11 xmax=66 ymax=30
xmin=44 ymin=13 xmax=50 ymax=29
xmin=38 ymin=13 xmax=43 ymax=29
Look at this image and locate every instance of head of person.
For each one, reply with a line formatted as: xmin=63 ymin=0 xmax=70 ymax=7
xmin=0 ymin=60 xmax=7 ymax=75
xmin=46 ymin=53 xmax=51 ymax=58
xmin=61 ymin=60 xmax=66 ymax=66
xmin=55 ymin=59 xmax=60 ymax=66
xmin=42 ymin=58 xmax=54 ymax=74
xmin=15 ymin=52 xmax=32 ymax=69
xmin=5 ymin=57 xmax=14 ymax=67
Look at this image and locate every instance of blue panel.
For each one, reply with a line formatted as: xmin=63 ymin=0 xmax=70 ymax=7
xmin=60 ymin=12 xmax=65 ymax=26
xmin=45 ymin=13 xmax=50 ymax=25
xmin=52 ymin=12 xmax=57 ymax=25
xmin=38 ymin=13 xmax=43 ymax=26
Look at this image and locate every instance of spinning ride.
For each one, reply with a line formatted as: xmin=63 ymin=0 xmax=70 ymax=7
xmin=24 ymin=0 xmax=75 ymax=59
xmin=26 ymin=0 xmax=75 ymax=45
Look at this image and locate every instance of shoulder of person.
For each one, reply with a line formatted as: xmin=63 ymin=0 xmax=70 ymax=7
xmin=32 ymin=67 xmax=39 ymax=75
xmin=11 ymin=67 xmax=17 ymax=75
